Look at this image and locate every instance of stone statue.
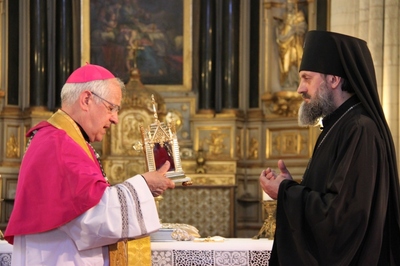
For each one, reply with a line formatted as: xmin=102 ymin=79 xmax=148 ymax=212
xmin=275 ymin=1 xmax=307 ymax=89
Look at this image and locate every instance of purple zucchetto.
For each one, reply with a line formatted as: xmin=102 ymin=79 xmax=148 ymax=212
xmin=66 ymin=63 xmax=115 ymax=83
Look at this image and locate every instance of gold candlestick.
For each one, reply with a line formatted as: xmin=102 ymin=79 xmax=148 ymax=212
xmin=253 ymin=200 xmax=277 ymax=239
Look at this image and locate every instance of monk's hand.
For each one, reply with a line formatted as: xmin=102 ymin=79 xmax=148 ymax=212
xmin=142 ymin=161 xmax=175 ymax=197
xmin=259 ymin=160 xmax=292 ymax=199
xmin=262 ymin=167 xmax=277 ymax=180
xmin=276 ymin=160 xmax=293 ymax=181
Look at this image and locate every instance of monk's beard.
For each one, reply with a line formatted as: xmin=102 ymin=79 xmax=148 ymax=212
xmin=298 ymin=81 xmax=336 ymax=127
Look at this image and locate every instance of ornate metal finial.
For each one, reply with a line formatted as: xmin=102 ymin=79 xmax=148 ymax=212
xmin=132 ymin=141 xmax=143 ymax=152
xmin=151 ymin=94 xmax=159 ymax=122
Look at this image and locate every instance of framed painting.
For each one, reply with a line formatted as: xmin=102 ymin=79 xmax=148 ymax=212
xmin=81 ymin=0 xmax=192 ymax=92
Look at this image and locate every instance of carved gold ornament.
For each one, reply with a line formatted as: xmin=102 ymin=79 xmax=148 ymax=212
xmin=262 ymin=91 xmax=302 ymax=117
xmin=6 ymin=134 xmax=20 ymax=158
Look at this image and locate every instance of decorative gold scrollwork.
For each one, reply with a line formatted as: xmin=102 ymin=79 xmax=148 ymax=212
xmin=262 ymin=91 xmax=302 ymax=117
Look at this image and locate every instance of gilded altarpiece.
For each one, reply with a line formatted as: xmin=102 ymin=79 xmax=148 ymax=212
xmin=100 ymin=71 xmax=236 ymax=238
xmin=157 ymin=112 xmax=240 ymax=238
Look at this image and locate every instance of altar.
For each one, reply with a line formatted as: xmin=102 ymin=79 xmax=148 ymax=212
xmin=151 ymin=238 xmax=273 ymax=266
xmin=0 ymin=238 xmax=273 ymax=265
xmin=0 ymin=241 xmax=12 ymax=266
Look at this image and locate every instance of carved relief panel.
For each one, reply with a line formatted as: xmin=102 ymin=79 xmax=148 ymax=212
xmin=110 ymin=109 xmax=155 ymax=156
xmin=197 ymin=127 xmax=232 ymax=160
xmin=246 ymin=126 xmax=262 ymax=160
xmin=193 ymin=116 xmax=244 ymax=162
xmin=164 ymin=97 xmax=196 ymax=150
xmin=1 ymin=121 xmax=28 ymax=166
xmin=266 ymin=127 xmax=310 ymax=159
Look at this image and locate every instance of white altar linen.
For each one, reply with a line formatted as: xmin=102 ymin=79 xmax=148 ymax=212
xmin=0 ymin=240 xmax=12 ymax=266
xmin=1 ymin=238 xmax=273 ymax=266
xmin=151 ymin=238 xmax=273 ymax=266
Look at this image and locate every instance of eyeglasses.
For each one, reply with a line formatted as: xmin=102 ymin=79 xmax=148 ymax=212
xmin=91 ymin=91 xmax=121 ymax=113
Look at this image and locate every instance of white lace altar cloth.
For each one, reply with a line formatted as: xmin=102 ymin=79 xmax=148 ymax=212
xmin=151 ymin=238 xmax=273 ymax=266
xmin=0 ymin=241 xmax=12 ymax=266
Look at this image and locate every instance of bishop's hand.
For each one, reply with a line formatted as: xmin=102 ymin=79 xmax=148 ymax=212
xmin=142 ymin=161 xmax=175 ymax=197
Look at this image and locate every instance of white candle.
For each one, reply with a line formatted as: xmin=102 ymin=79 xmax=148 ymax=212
xmin=263 ymin=191 xmax=273 ymax=201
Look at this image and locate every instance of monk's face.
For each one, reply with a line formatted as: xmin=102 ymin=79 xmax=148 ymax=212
xmin=297 ymin=71 xmax=335 ymax=126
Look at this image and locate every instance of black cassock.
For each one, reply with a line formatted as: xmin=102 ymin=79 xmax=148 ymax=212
xmin=271 ymin=96 xmax=400 ymax=265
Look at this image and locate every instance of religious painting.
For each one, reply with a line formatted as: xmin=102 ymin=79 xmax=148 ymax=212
xmin=81 ymin=0 xmax=192 ymax=91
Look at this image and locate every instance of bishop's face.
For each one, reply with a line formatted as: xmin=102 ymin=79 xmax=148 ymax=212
xmin=87 ymin=80 xmax=122 ymax=142
xmin=297 ymin=71 xmax=336 ymax=127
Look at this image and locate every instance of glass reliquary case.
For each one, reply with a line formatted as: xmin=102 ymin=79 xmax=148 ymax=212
xmin=134 ymin=95 xmax=192 ymax=186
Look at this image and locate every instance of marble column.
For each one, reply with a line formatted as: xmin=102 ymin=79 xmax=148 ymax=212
xmin=221 ymin=0 xmax=240 ymax=111
xmin=198 ymin=0 xmax=216 ymax=114
xmin=198 ymin=0 xmax=241 ymax=113
xmin=55 ymin=0 xmax=74 ymax=108
xmin=30 ymin=0 xmax=48 ymax=107
xmin=6 ymin=1 xmax=20 ymax=106
xmin=249 ymin=1 xmax=260 ymax=108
